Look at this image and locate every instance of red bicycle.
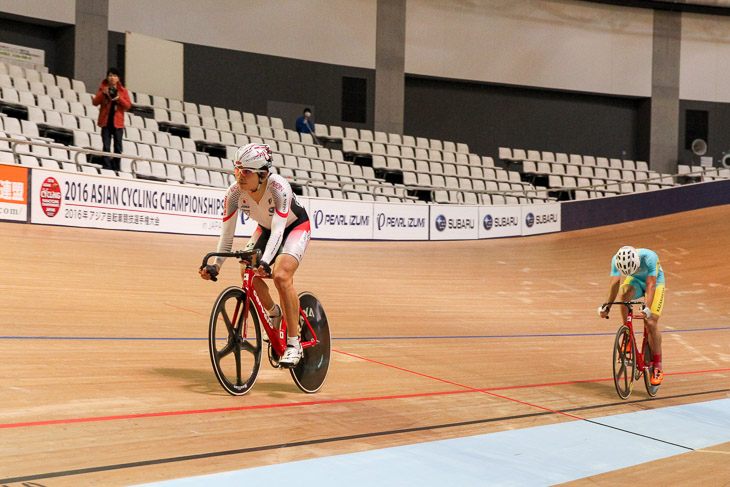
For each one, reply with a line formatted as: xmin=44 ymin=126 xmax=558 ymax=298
xmin=603 ymin=301 xmax=660 ymax=399
xmin=201 ymin=250 xmax=331 ymax=396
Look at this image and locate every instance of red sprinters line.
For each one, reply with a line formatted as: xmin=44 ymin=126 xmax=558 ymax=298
xmin=164 ymin=302 xmax=207 ymax=316
xmin=1 ymin=367 xmax=728 ymax=430
xmin=167 ymin=300 xmax=584 ymax=420
xmin=333 ymin=350 xmax=584 ymax=420
xmin=0 ymin=389 xmax=472 ymax=429
xmin=333 ymin=350 xmax=479 ymax=390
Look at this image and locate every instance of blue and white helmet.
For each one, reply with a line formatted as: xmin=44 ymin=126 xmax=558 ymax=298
xmin=233 ymin=143 xmax=272 ymax=171
xmin=615 ymin=246 xmax=640 ymax=275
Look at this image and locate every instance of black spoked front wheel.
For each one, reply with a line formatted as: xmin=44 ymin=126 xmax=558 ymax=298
xmin=208 ymin=286 xmax=263 ymax=396
xmin=643 ymin=340 xmax=659 ymax=397
xmin=613 ymin=325 xmax=635 ymax=400
xmin=290 ymin=292 xmax=331 ymax=393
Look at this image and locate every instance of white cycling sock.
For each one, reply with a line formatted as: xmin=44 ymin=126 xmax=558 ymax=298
xmin=287 ymin=336 xmax=300 ymax=347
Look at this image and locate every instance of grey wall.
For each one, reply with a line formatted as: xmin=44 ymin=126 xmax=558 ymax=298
xmin=183 ymin=43 xmax=375 ymax=132
xmin=649 ymin=9 xmax=682 ymax=175
xmin=0 ymin=13 xmax=74 ymax=79
xmin=404 ymin=75 xmax=644 ymax=162
xmin=678 ymin=100 xmax=730 ymax=167
xmin=374 ymin=0 xmax=406 ymax=134
xmin=108 ymin=32 xmax=376 ymax=131
xmin=74 ymin=0 xmax=108 ymax=94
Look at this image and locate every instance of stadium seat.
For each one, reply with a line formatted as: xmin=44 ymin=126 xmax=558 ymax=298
xmin=199 ymin=105 xmax=213 ymax=118
xmin=228 ymin=110 xmax=242 ymax=122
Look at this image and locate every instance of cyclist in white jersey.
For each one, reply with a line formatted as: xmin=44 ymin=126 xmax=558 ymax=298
xmin=199 ymin=143 xmax=311 ymax=366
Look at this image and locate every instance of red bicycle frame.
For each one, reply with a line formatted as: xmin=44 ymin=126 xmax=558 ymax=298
xmin=617 ymin=302 xmax=654 ymax=371
xmin=228 ymin=265 xmax=319 ymax=357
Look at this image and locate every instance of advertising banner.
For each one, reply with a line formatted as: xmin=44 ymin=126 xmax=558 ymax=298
xmin=521 ymin=203 xmax=561 ymax=236
xmin=0 ymin=41 xmax=45 ymax=71
xmin=30 ymin=169 xmax=257 ymax=236
xmin=308 ymin=198 xmax=373 ymax=239
xmin=429 ymin=205 xmax=479 ymax=240
xmin=0 ymin=164 xmax=28 ymax=222
xmin=372 ymin=202 xmax=429 ymax=240
xmin=478 ymin=205 xmax=521 ymax=239
xmin=23 ymin=168 xmax=565 ymax=241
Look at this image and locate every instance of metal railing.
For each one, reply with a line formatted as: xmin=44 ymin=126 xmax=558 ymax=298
xmin=2 ymin=135 xmax=229 ymax=185
xmin=549 ymin=167 xmax=726 ymax=200
xmin=2 ymin=134 xmax=722 ymax=204
xmin=0 ymin=134 xmax=551 ymax=202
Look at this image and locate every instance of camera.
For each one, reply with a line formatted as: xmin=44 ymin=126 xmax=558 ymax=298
xmin=107 ymin=86 xmax=117 ymax=99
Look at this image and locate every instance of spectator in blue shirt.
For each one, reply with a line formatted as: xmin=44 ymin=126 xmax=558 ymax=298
xmin=295 ymin=108 xmax=315 ymax=135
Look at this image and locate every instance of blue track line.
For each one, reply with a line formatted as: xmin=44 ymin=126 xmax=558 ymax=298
xmin=1 ymin=326 xmax=728 ymax=341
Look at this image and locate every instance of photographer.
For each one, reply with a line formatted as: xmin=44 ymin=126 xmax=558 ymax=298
xmin=92 ymin=67 xmax=131 ymax=171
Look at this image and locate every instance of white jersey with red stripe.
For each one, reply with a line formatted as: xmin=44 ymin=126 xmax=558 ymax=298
xmin=215 ymin=174 xmax=308 ymax=267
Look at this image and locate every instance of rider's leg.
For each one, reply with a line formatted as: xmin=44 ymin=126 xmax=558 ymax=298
xmin=646 ymin=283 xmax=665 ymax=371
xmin=243 ymin=264 xmax=275 ymax=310
xmin=272 ymin=254 xmax=300 ymax=340
xmin=245 ymin=265 xmax=281 ymax=343
xmin=617 ymin=283 xmax=635 ymax=324
xmin=645 ymin=314 xmax=662 ymax=364
xmin=242 ymin=228 xmax=276 ymax=310
xmin=647 ymin=313 xmax=663 ymax=384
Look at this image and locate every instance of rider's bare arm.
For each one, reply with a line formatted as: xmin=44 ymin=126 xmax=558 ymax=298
xmin=214 ymin=185 xmax=240 ymax=270
xmin=600 ymin=276 xmax=621 ymax=318
xmin=260 ymin=178 xmax=292 ymax=266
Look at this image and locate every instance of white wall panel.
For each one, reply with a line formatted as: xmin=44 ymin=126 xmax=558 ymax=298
xmin=405 ymin=0 xmax=653 ymax=96
xmin=680 ymin=13 xmax=730 ymax=102
xmin=109 ymin=0 xmax=377 ymax=69
xmin=125 ymin=32 xmax=184 ymax=100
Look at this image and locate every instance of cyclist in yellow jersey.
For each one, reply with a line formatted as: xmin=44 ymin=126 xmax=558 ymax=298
xmin=599 ymin=246 xmax=666 ymax=385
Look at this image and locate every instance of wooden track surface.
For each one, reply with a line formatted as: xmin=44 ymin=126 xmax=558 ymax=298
xmin=1 ymin=205 xmax=729 ymax=486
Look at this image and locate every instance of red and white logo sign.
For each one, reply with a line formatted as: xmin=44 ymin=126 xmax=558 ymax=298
xmin=39 ymin=177 xmax=62 ymax=217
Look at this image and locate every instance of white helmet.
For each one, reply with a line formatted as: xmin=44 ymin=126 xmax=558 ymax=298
xmin=233 ymin=143 xmax=272 ymax=171
xmin=615 ymin=246 xmax=640 ymax=275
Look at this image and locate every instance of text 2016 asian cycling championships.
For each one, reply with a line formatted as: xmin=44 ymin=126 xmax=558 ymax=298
xmin=63 ymin=181 xmax=224 ymax=215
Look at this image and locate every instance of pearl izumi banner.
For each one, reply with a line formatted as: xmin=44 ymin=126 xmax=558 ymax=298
xmin=30 ymin=168 xmax=257 ymax=236
xmin=372 ymin=202 xmax=429 ymax=240
xmin=308 ymin=198 xmax=373 ymax=239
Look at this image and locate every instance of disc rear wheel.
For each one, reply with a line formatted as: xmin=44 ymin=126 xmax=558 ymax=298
xmin=290 ymin=292 xmax=331 ymax=393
